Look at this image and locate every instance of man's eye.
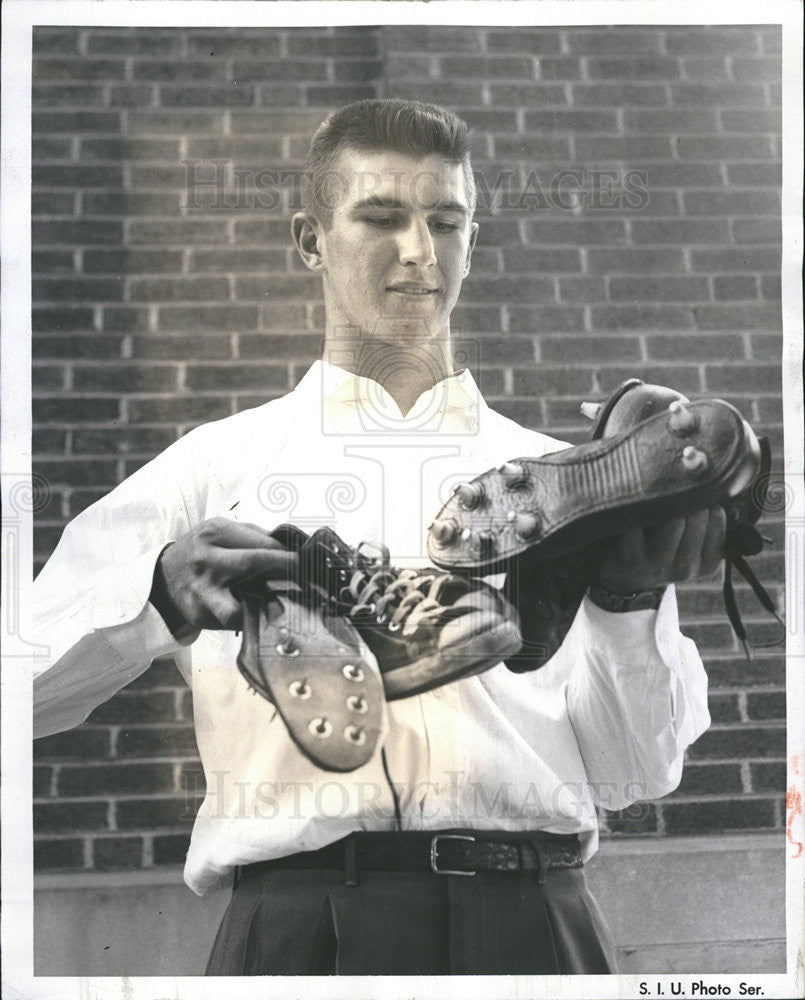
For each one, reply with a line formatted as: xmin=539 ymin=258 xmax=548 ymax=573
xmin=431 ymin=220 xmax=460 ymax=233
xmin=364 ymin=216 xmax=395 ymax=228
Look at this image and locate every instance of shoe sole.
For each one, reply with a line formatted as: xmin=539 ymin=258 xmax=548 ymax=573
xmin=381 ymin=618 xmax=523 ymax=700
xmin=427 ymin=399 xmax=761 ymax=573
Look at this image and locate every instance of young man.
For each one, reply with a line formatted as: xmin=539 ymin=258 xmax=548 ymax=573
xmin=34 ymin=100 xmax=724 ymax=975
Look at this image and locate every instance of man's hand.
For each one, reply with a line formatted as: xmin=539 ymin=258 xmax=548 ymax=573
xmin=593 ymin=505 xmax=727 ymax=595
xmin=151 ymin=518 xmax=298 ymax=632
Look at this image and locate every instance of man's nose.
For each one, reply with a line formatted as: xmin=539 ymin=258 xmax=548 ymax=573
xmin=398 ymin=219 xmax=437 ymax=267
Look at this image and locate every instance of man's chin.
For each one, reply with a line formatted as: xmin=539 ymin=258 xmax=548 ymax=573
xmin=369 ymin=314 xmax=446 ymax=343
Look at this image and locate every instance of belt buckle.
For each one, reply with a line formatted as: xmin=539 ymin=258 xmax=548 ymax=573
xmin=430 ymin=834 xmax=476 ymax=876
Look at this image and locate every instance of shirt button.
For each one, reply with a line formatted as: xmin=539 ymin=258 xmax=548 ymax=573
xmin=431 ymin=687 xmax=443 ymax=699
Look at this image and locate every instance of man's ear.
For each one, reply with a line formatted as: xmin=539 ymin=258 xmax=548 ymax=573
xmin=463 ymin=221 xmax=479 ymax=277
xmin=291 ymin=212 xmax=325 ymax=272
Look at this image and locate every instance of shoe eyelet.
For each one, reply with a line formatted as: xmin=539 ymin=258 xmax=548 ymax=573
xmin=308 ymin=717 xmax=332 ymax=738
xmin=342 ymin=663 xmax=365 ymax=683
xmin=388 ymin=621 xmax=401 ymax=632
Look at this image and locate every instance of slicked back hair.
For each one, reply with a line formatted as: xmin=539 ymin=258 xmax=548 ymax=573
xmin=303 ymin=99 xmax=476 ymax=227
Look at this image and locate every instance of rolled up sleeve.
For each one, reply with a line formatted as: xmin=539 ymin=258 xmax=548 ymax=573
xmin=563 ymin=586 xmax=710 ymax=810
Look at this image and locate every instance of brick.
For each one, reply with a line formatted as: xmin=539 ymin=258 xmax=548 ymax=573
xmin=116 ymin=726 xmax=199 ymax=758
xmin=513 ymin=368 xmax=593 ymax=398
xmin=128 ymin=277 xmax=229 ymax=302
xmin=731 ymin=219 xmax=781 ymax=244
xmin=189 ymin=249 xmax=287 ymax=273
xmin=332 ymin=60 xmax=384 ymax=84
xmin=691 ymin=248 xmax=781 ymax=272
xmin=608 ymin=276 xmax=710 ymax=302
xmin=489 ymin=135 xmax=572 ymax=162
xmin=587 ymin=57 xmax=680 ymax=81
xmin=688 ymin=726 xmax=785 ymax=760
xmin=230 ymin=109 xmax=328 ymax=135
xmin=59 ymin=762 xmax=175 ymax=796
xmin=159 ymin=84 xmax=256 ymax=108
xmin=35 ymin=802 xmax=109 ymax=833
xmin=127 ymin=165 xmax=190 ymax=190
xmin=541 ymin=335 xmax=639 ymax=364
xmin=116 ymin=798 xmax=192 ymax=829
xmin=713 ymin=276 xmax=758 ymax=300
xmin=81 ymin=137 xmax=182 ymax=161
xmin=33 ymin=334 xmax=123 ymax=360
xmin=234 ymin=393 xmax=286 ymax=411
xmin=32 ymin=191 xmax=76 ymax=215
xmin=128 ymin=334 xmax=232 ymax=361
xmin=32 ymin=136 xmax=74 ymax=160
xmin=32 ymin=84 xmax=106 ymax=107
xmin=596 ymin=365 xmax=701 ymax=395
xmin=33 ymin=111 xmax=122 ymax=134
xmin=34 ymin=766 xmax=53 ymax=797
xmin=132 ymin=60 xmax=228 ymax=82
xmin=474 ymin=335 xmax=535 ymax=365
xmin=642 ymin=162 xmax=723 ymax=187
xmin=746 ymin=692 xmax=786 ymax=720
xmin=33 ymin=57 xmax=125 ymax=81
xmin=575 ymin=136 xmax=673 ymax=161
xmin=590 ymin=305 xmax=695 ymax=332
xmin=663 ymin=798 xmax=777 ymax=835
xmin=629 ymin=109 xmax=721 ymax=134
xmin=684 ymin=190 xmax=780 ymax=217
xmin=128 ymin=219 xmax=228 ymax=244
xmin=289 ymin=29 xmax=379 ymax=58
xmin=462 ymin=275 xmax=553 ymax=304
xmin=523 ymin=218 xmax=627 ymax=246
xmin=450 ymin=305 xmax=504 ymax=333
xmin=604 ymin=803 xmax=658 ymax=836
xmin=127 ymin=397 xmax=232 ymax=424
xmin=185 ymin=363 xmax=288 ymax=391
xmin=709 ymin=694 xmax=741 ymax=723
xmin=586 ymin=248 xmax=684 ymax=274
xmin=33 ymin=308 xmax=94 ymax=333
xmin=73 ymin=364 xmax=178 ymax=393
xmin=66 ymin=489 xmax=108 ymax=517
xmin=676 ymin=136 xmax=775 ymax=160
xmin=33 ymin=277 xmax=124 ymax=302
xmin=759 ymin=29 xmax=782 ymax=54
xmin=107 ymin=84 xmax=158 ymax=108
xmin=153 ymin=833 xmax=192 ymax=865
xmin=507 ymin=306 xmax=585 ymax=334
xmin=670 ymin=83 xmax=766 ymax=107
xmin=760 ymin=274 xmax=781 ymax=300
xmin=721 ymin=110 xmax=781 ymax=134
xmin=184 ymin=136 xmax=285 ymax=163
xmin=395 ymin=82 xmax=486 ymax=107
xmin=537 ymin=58 xmax=582 ymax=81
xmin=485 ymin=30 xmax=561 ymax=55
xmin=750 ymin=333 xmax=783 ymax=362
xmin=731 ymin=58 xmax=782 ymax=83
xmin=34 ymin=838 xmax=85 ymax=870
xmin=34 ymin=397 xmax=121 ymax=423
xmin=32 ymin=27 xmax=82 ymax=55
xmin=489 ymin=400 xmax=542 ymax=431
xmin=382 ymin=26 xmax=480 ymax=54
xmin=726 ymin=162 xmax=782 ymax=186
xmin=441 ymin=56 xmax=535 ymax=79
xmin=33 ymin=429 xmax=68 ymax=454
xmin=525 ymin=110 xmax=618 ymax=133
xmin=159 ymin=305 xmax=259 ymax=333
xmin=128 ymin=111 xmax=225 ymax=134
xmin=750 ymin=762 xmax=785 ymax=792
xmin=557 ymin=277 xmax=606 ymax=302
xmin=126 ymin=657 xmax=184 ymax=688
xmin=566 ymin=29 xmax=662 ymax=55
xmin=32 ymin=366 xmax=66 ymax=391
xmin=186 ymin=31 xmax=282 ymax=57
xmin=695 ymin=304 xmax=781 ymax=332
xmin=664 ymin=28 xmax=760 ymax=55
xmin=88 ymin=31 xmax=182 ymax=56
xmin=235 ymin=275 xmax=317 ymax=300
xmin=706 ymin=655 xmax=784 ymax=688
xmin=92 ymin=837 xmax=144 ymax=871
xmin=239 ymin=334 xmax=323 ymax=362
xmin=33 ymin=220 xmax=123 ymax=246
xmin=35 ymin=459 xmax=118 ymax=488
xmin=571 ymin=83 xmax=667 ymax=107
xmin=679 ymin=58 xmax=731 ymax=82
xmin=644 ymin=333 xmax=746 ymax=363
xmin=501 ymin=248 xmax=581 ymax=273
xmin=630 ymin=219 xmax=730 ymax=245
xmin=33 ymin=250 xmax=75 ymax=273
xmin=72 ymin=427 xmax=177 ymax=456
xmin=676 ymin=763 xmax=743 ymax=796
xmin=102 ymin=308 xmax=151 ymax=333
xmin=83 ymin=250 xmax=183 ymax=274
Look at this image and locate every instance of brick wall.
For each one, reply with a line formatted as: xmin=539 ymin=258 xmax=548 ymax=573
xmin=32 ymin=24 xmax=785 ymax=873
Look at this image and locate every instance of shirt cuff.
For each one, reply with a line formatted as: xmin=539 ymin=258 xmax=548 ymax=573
xmin=578 ymin=584 xmax=682 ymax=669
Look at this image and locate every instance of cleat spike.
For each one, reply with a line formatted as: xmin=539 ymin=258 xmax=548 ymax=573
xmin=453 ymin=481 xmax=485 ymax=510
xmin=430 ymin=517 xmax=457 ymax=545
xmin=461 ymin=527 xmax=472 ymax=542
xmin=580 ymin=401 xmax=602 ymax=421
xmin=668 ymin=400 xmax=700 ymax=436
xmin=681 ymin=445 xmax=709 ymax=475
xmin=498 ymin=461 xmax=526 ymax=487
xmin=514 ymin=512 xmax=540 ymax=540
xmin=472 ymin=531 xmax=496 ymax=559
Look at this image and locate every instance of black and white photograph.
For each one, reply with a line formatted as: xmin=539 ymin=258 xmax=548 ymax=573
xmin=1 ymin=1 xmax=802 ymax=998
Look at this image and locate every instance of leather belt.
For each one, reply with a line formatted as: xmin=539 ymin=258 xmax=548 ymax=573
xmin=238 ymin=830 xmax=583 ymax=886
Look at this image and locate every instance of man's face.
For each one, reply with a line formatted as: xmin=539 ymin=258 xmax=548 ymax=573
xmin=305 ymin=148 xmax=477 ymax=345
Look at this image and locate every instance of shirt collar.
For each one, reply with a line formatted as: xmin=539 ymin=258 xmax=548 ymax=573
xmin=292 ymin=359 xmax=484 ymax=427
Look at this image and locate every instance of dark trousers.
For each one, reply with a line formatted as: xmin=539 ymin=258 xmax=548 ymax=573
xmin=205 ymin=855 xmax=618 ymax=975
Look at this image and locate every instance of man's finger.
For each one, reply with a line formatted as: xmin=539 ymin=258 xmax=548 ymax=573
xmin=697 ymin=505 xmax=727 ymax=579
xmin=199 ymin=518 xmax=288 ymax=551
xmin=207 ymin=547 xmax=299 ymax=585
xmin=202 ymin=591 xmax=244 ymax=630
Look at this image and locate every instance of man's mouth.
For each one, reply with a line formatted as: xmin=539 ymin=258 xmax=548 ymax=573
xmin=386 ymin=284 xmax=441 ymax=296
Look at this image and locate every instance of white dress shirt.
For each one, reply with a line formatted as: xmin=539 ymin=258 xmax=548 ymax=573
xmin=34 ymin=361 xmax=710 ymax=895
